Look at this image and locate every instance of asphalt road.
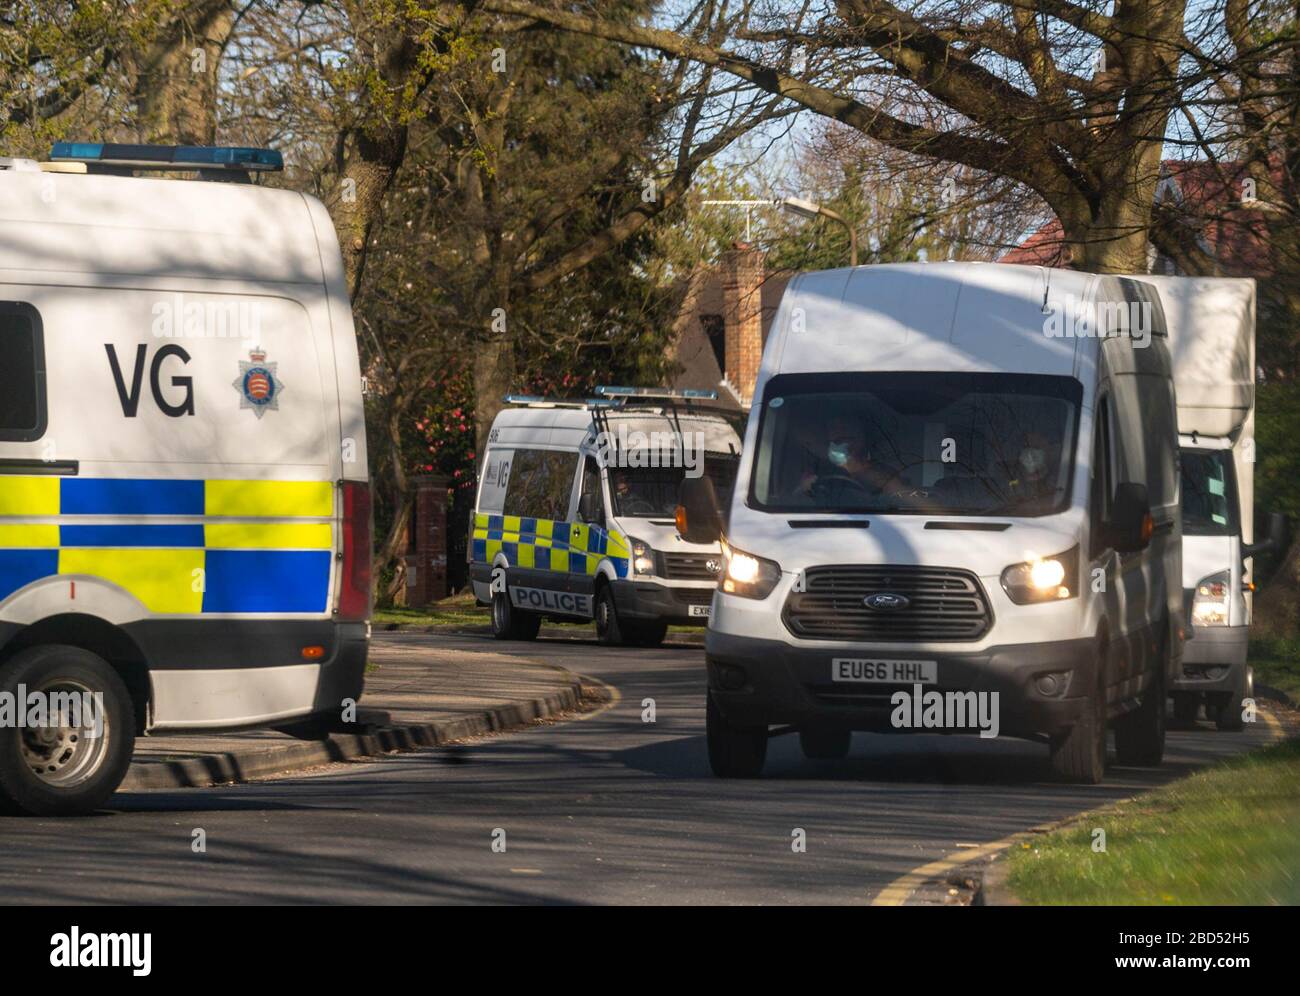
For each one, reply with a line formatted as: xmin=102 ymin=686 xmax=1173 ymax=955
xmin=0 ymin=631 xmax=1284 ymax=904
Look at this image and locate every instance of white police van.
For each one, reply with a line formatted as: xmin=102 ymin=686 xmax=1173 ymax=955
xmin=471 ymin=388 xmax=742 ymax=646
xmin=0 ymin=143 xmax=371 ymax=815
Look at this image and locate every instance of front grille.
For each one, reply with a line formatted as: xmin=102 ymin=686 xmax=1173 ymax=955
xmin=662 ymin=552 xmax=721 ymax=581
xmin=673 ymin=587 xmax=715 ymax=607
xmin=783 ymin=565 xmax=992 ymax=642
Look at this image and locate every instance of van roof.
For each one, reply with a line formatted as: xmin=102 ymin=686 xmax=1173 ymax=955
xmin=768 ymin=262 xmax=1154 ymax=380
xmin=0 ymin=169 xmax=327 ymax=285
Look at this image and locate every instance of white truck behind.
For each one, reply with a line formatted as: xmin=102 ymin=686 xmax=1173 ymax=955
xmin=1144 ymin=276 xmax=1286 ymax=729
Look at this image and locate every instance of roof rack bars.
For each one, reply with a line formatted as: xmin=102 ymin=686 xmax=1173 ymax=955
xmin=594 ymin=386 xmax=719 ymax=400
xmin=502 ymin=394 xmax=618 ymax=409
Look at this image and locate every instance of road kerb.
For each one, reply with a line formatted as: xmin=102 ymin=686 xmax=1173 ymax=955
xmin=121 ymin=674 xmax=587 ymax=791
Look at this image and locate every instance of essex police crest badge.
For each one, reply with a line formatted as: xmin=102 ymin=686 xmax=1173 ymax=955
xmin=233 ymin=346 xmax=283 ymax=418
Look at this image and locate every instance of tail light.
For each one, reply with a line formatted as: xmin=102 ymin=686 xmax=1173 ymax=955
xmin=338 ymin=481 xmax=372 ymax=621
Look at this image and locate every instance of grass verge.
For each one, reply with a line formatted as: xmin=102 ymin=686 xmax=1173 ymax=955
xmin=1006 ymin=738 xmax=1300 ymax=905
xmin=1251 ymin=635 xmax=1300 ymax=701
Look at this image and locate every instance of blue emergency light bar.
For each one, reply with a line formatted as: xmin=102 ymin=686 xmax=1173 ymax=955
xmin=595 ymin=385 xmax=719 ymax=400
xmin=49 ymin=142 xmax=284 ymax=172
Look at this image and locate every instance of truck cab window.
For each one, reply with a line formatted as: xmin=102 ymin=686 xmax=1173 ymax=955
xmin=1181 ymin=449 xmax=1238 ymax=536
xmin=0 ymin=303 xmax=46 ymax=440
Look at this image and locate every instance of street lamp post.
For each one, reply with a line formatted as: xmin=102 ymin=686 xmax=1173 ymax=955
xmin=779 ymin=196 xmax=858 ymax=267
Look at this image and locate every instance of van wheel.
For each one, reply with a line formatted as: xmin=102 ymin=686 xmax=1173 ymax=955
xmin=0 ymin=646 xmax=135 ymax=817
xmin=629 ymin=621 xmax=668 ymax=648
xmin=491 ymin=591 xmax=540 ymax=641
xmin=706 ymin=691 xmax=767 ymax=777
xmin=1213 ymin=666 xmax=1250 ymax=732
xmin=1049 ymin=644 xmax=1106 ymax=784
xmin=799 ymin=727 xmax=851 ymax=760
xmin=1114 ymin=657 xmax=1167 ymax=766
xmin=1172 ymin=692 xmax=1200 ymax=724
xmin=595 ymin=586 xmax=624 ymax=646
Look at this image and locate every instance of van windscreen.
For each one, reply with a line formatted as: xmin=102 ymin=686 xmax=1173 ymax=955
xmin=751 ymin=372 xmax=1083 ymax=517
xmin=610 ymin=456 xmax=739 ymax=518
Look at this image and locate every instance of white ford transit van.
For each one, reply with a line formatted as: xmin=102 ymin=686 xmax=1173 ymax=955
xmin=678 ymin=262 xmax=1182 ymax=783
xmin=471 ymin=389 xmax=742 ymax=645
xmin=0 ymin=144 xmax=371 ymax=815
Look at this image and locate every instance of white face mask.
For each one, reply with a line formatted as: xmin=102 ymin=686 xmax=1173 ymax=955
xmin=827 ymin=442 xmax=851 ymax=467
xmin=1019 ymin=447 xmax=1047 ymax=475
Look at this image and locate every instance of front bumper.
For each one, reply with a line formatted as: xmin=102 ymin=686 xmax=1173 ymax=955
xmin=612 ymin=579 xmax=714 ymax=626
xmin=705 ymin=629 xmax=1098 ymax=738
xmin=1173 ymin=625 xmax=1249 ymax=694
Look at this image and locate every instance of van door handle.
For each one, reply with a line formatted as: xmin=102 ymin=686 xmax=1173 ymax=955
xmin=0 ymin=458 xmax=79 ymax=476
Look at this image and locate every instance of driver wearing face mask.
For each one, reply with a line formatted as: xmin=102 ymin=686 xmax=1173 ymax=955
xmin=793 ymin=415 xmax=893 ymax=499
xmin=1007 ymin=431 xmax=1059 ymax=498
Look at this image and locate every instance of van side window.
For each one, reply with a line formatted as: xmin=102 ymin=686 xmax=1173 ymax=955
xmin=503 ymin=449 xmax=578 ymax=521
xmin=0 ymin=303 xmax=47 ymax=441
xmin=578 ymin=456 xmax=604 ymax=526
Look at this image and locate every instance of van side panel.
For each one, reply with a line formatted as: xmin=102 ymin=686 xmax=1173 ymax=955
xmin=0 ymin=180 xmax=369 ymax=732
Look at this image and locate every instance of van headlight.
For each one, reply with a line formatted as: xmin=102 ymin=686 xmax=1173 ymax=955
xmin=1191 ymin=571 xmax=1230 ymax=626
xmin=720 ymin=540 xmax=781 ymax=599
xmin=1001 ymin=546 xmax=1078 ymax=604
xmin=629 ymin=537 xmax=655 ymax=576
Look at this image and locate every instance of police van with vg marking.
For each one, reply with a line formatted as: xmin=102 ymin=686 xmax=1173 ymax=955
xmin=0 ymin=144 xmax=371 ymax=815
xmin=471 ymin=388 xmax=742 ymax=646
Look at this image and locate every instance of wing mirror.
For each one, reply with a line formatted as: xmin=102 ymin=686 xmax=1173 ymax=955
xmin=578 ymin=491 xmax=603 ymax=526
xmin=1244 ymin=511 xmax=1287 ymax=559
xmin=676 ymin=476 xmax=722 ymax=544
xmin=1109 ymin=482 xmax=1152 ymax=553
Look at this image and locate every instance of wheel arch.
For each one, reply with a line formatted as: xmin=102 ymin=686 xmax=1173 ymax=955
xmin=0 ymin=614 xmax=151 ymax=734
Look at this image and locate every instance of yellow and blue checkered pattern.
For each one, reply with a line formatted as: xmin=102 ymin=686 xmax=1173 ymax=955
xmin=0 ymin=476 xmax=334 ymax=614
xmin=472 ymin=513 xmax=631 ymax=578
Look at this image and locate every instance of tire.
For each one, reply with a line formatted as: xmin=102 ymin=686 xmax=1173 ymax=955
xmin=1172 ymin=692 xmax=1200 ymax=724
xmin=490 ymin=590 xmax=540 ymax=641
xmin=1049 ymin=641 xmax=1107 ymax=784
xmin=595 ymin=585 xmax=624 ymax=646
xmin=706 ymin=691 xmax=767 ymax=777
xmin=0 ymin=645 xmax=135 ymax=817
xmin=1114 ymin=653 xmax=1167 ymax=767
xmin=628 ymin=621 xmax=668 ymax=648
xmin=799 ymin=727 xmax=852 ymax=760
xmin=1214 ymin=666 xmax=1250 ymax=732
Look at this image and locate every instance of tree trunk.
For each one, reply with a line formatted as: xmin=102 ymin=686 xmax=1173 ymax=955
xmin=133 ymin=0 xmax=236 ymax=145
xmin=473 ymin=337 xmax=515 ymax=470
xmin=375 ymin=396 xmax=414 ymax=606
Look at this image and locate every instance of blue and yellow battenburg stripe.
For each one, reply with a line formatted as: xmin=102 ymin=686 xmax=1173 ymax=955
xmin=472 ymin=513 xmax=631 ymax=578
xmin=0 ymin=477 xmax=333 ymax=613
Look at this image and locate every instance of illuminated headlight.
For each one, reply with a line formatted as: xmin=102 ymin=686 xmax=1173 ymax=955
xmin=720 ymin=540 xmax=781 ymax=599
xmin=1001 ymin=547 xmax=1079 ymax=605
xmin=629 ymin=537 xmax=655 ymax=576
xmin=1192 ymin=571 xmax=1231 ymax=626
